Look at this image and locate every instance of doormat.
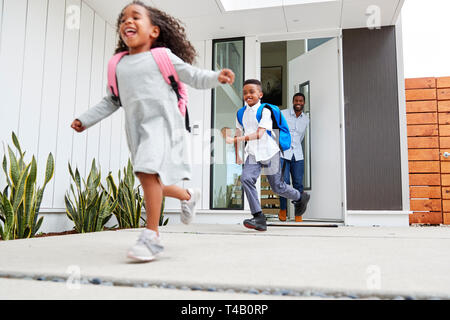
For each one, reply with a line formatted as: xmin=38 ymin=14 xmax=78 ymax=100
xmin=267 ymin=223 xmax=339 ymax=228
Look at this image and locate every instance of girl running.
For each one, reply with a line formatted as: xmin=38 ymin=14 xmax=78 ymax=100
xmin=71 ymin=1 xmax=234 ymax=262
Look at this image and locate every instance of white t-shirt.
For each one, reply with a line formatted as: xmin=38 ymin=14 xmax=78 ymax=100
xmin=235 ymin=101 xmax=280 ymax=162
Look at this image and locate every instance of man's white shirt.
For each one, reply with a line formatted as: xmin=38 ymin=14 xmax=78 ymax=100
xmin=235 ymin=101 xmax=280 ymax=162
xmin=281 ymin=108 xmax=310 ymax=161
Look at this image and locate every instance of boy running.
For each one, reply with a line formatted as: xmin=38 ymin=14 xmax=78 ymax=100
xmin=225 ymin=79 xmax=310 ymax=231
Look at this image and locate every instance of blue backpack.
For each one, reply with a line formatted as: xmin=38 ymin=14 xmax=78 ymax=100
xmin=236 ymin=103 xmax=291 ymax=152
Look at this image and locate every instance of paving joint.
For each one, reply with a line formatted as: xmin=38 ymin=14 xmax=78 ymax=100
xmin=0 ymin=271 xmax=447 ymax=300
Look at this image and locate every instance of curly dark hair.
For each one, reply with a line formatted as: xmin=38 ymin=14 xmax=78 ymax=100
xmin=115 ymin=1 xmax=197 ymax=64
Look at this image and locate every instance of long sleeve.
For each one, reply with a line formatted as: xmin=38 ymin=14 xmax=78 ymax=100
xmin=167 ymin=49 xmax=221 ymax=89
xmin=76 ymin=94 xmax=120 ymax=129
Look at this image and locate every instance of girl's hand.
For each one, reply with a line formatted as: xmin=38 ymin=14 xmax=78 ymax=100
xmin=71 ymin=119 xmax=86 ymax=133
xmin=225 ymin=136 xmax=235 ymax=144
xmin=221 ymin=127 xmax=236 ymax=144
xmin=236 ymin=156 xmax=243 ymax=165
xmin=218 ymin=69 xmax=235 ymax=84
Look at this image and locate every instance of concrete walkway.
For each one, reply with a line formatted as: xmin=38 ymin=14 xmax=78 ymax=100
xmin=0 ymin=223 xmax=449 ymax=300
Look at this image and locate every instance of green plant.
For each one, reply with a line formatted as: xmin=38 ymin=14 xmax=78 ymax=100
xmin=159 ymin=197 xmax=168 ymax=226
xmin=65 ymin=159 xmax=117 ymax=233
xmin=106 ymin=159 xmax=145 ymax=229
xmin=0 ymin=132 xmax=54 ymax=240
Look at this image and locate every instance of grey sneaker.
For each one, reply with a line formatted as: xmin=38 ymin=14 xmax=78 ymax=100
xmin=180 ymin=188 xmax=201 ymax=224
xmin=127 ymin=229 xmax=164 ymax=262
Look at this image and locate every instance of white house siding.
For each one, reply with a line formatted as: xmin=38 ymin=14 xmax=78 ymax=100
xmin=0 ymin=0 xmax=124 ymax=212
xmin=0 ymin=0 xmax=216 ymax=215
xmin=164 ymin=40 xmax=211 ymax=211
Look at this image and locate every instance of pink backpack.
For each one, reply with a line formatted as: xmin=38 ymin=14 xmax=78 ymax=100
xmin=107 ymin=47 xmax=191 ymax=132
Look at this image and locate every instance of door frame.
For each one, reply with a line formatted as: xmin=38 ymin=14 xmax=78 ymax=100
xmin=255 ymin=30 xmax=347 ymax=223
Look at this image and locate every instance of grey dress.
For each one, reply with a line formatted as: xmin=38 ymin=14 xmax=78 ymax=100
xmin=77 ymin=48 xmax=221 ymax=185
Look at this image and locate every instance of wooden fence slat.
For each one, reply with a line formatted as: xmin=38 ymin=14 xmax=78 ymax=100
xmin=438 ymin=113 xmax=450 ymax=125
xmin=444 ymin=213 xmax=450 ymax=224
xmin=410 ymin=212 xmax=443 ymax=225
xmin=439 ymin=124 xmax=450 ymax=136
xmin=406 ymin=88 xmax=437 ymax=101
xmin=407 ymin=124 xmax=438 ymax=137
xmin=408 ymin=149 xmax=439 ymax=161
xmin=407 ymin=137 xmax=439 ymax=148
xmin=405 ymin=78 xmax=436 ymax=89
xmin=409 ymin=174 xmax=440 ymax=186
xmin=440 ymin=149 xmax=450 ymax=161
xmin=406 ymin=113 xmax=437 ymax=125
xmin=441 ymin=162 xmax=450 ymax=173
xmin=440 ymin=137 xmax=450 ymax=148
xmin=438 ymin=100 xmax=450 ymax=112
xmin=437 ymin=77 xmax=450 ymax=89
xmin=442 ymin=200 xmax=450 ymax=212
xmin=410 ymin=199 xmax=442 ymax=211
xmin=410 ymin=186 xmax=441 ymax=198
xmin=409 ymin=161 xmax=440 ymax=173
xmin=441 ymin=187 xmax=450 ymax=199
xmin=441 ymin=174 xmax=450 ymax=186
xmin=438 ymin=88 xmax=450 ymax=101
xmin=406 ymin=100 xmax=437 ymax=113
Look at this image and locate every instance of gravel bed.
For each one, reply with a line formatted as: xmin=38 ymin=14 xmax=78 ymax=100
xmin=0 ymin=272 xmax=446 ymax=300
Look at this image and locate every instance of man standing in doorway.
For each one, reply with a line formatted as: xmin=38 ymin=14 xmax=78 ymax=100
xmin=279 ymin=93 xmax=310 ymax=222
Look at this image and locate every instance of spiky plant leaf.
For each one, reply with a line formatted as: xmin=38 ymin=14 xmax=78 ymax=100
xmin=44 ymin=153 xmax=54 ymax=186
xmin=7 ymin=146 xmax=20 ymax=186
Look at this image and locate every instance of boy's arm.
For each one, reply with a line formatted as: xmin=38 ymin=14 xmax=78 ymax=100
xmin=233 ymin=127 xmax=266 ymax=143
xmin=233 ymin=108 xmax=271 ymax=143
xmin=234 ymin=128 xmax=243 ymax=164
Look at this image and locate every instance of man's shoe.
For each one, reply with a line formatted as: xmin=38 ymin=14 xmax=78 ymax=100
xmin=293 ymin=192 xmax=310 ymax=216
xmin=278 ymin=209 xmax=287 ymax=222
xmin=243 ymin=214 xmax=267 ymax=231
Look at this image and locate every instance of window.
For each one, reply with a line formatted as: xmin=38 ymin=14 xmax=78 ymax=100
xmin=210 ymin=38 xmax=245 ymax=209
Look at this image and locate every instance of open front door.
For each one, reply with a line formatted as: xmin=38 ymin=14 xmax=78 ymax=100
xmin=288 ymin=38 xmax=343 ymax=221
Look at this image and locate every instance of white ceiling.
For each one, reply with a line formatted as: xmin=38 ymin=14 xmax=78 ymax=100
xmin=84 ymin=0 xmax=404 ymax=40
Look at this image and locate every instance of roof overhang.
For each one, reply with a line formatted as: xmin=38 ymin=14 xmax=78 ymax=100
xmin=84 ymin=0 xmax=404 ymax=40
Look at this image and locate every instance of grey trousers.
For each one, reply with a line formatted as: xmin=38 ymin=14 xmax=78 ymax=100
xmin=241 ymin=152 xmax=301 ymax=215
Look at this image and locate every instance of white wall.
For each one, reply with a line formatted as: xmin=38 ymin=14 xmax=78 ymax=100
xmin=0 ymin=0 xmax=240 ymax=219
xmin=0 ymin=0 xmax=215 ymax=215
xmin=164 ymin=40 xmax=212 ymax=211
xmin=0 ymin=0 xmax=125 ymax=211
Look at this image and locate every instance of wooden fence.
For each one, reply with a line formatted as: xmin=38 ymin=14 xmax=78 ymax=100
xmin=406 ymin=77 xmax=450 ymax=225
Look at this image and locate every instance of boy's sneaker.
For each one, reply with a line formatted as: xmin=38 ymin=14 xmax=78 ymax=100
xmin=293 ymin=192 xmax=310 ymax=216
xmin=243 ymin=213 xmax=267 ymax=231
xmin=180 ymin=188 xmax=201 ymax=224
xmin=127 ymin=229 xmax=164 ymax=262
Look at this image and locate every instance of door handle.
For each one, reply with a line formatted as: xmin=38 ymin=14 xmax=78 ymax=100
xmin=444 ymin=152 xmax=450 ymax=158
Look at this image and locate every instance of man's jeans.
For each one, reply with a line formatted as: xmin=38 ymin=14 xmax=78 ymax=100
xmin=279 ymin=156 xmax=304 ymax=210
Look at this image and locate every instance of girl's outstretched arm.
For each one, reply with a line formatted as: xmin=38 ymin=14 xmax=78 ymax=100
xmin=218 ymin=69 xmax=235 ymax=84
xmin=168 ymin=48 xmax=234 ymax=89
xmin=71 ymin=94 xmax=120 ymax=132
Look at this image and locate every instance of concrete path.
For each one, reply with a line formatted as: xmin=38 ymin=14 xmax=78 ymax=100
xmin=0 ymin=223 xmax=449 ymax=300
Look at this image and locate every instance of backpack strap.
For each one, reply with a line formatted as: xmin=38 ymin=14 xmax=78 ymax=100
xmin=107 ymin=51 xmax=129 ymax=105
xmin=236 ymin=106 xmax=246 ymax=129
xmin=151 ymin=47 xmax=190 ymax=132
xmin=257 ymin=103 xmax=287 ymax=160
xmin=256 ymin=103 xmax=275 ymax=137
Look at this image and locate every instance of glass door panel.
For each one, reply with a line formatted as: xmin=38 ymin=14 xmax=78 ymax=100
xmin=210 ymin=38 xmax=244 ymax=209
